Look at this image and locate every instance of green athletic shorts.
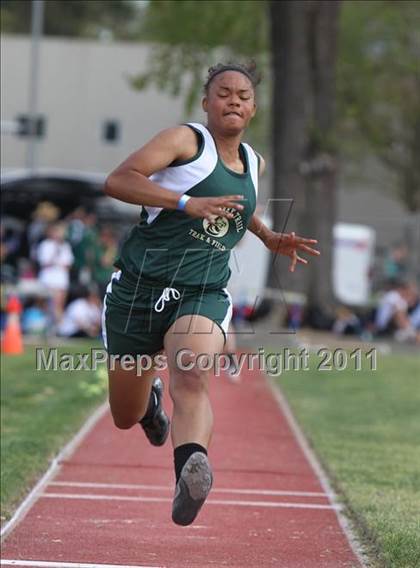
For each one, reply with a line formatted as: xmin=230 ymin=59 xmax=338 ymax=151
xmin=102 ymin=270 xmax=233 ymax=356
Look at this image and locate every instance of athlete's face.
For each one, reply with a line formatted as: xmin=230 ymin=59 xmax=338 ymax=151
xmin=202 ymin=71 xmax=256 ymax=134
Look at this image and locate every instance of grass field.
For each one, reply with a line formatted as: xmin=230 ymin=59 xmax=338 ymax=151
xmin=276 ymin=349 xmax=420 ymax=568
xmin=1 ymin=343 xmax=107 ymax=523
xmin=2 ymin=343 xmax=419 ymax=568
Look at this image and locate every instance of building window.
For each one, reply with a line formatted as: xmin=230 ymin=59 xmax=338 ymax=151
xmin=16 ymin=114 xmax=46 ymax=137
xmin=103 ymin=120 xmax=120 ymax=143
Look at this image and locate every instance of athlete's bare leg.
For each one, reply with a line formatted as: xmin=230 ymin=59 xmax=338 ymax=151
xmin=224 ymin=322 xmax=237 ymax=354
xmin=164 ymin=315 xmax=224 ymax=448
xmin=108 ymin=363 xmax=156 ymax=429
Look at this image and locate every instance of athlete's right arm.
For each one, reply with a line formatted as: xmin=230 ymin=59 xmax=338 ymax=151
xmin=104 ymin=126 xmax=243 ymax=222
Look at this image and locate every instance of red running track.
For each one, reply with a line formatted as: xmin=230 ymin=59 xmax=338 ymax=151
xmin=1 ymin=367 xmax=363 ymax=568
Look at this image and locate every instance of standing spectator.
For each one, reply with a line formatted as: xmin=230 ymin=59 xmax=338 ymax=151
xmin=66 ymin=208 xmax=98 ymax=285
xmin=93 ymin=227 xmax=118 ymax=298
xmin=78 ymin=211 xmax=99 ymax=285
xmin=66 ymin=207 xmax=87 ymax=283
xmin=37 ymin=222 xmax=74 ymax=325
xmin=27 ymin=201 xmax=60 ymax=261
xmin=83 ymin=212 xmax=99 ymax=266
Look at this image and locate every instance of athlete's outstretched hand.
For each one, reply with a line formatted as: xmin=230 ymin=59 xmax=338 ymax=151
xmin=264 ymin=231 xmax=320 ymax=272
xmin=185 ymin=195 xmax=245 ymax=223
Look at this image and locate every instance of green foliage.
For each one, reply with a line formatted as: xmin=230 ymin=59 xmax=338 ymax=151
xmin=0 ymin=0 xmax=139 ymax=39
xmin=130 ymin=0 xmax=270 ymax=150
xmin=337 ymin=0 xmax=420 ymax=211
xmin=133 ymin=0 xmax=420 ymax=211
xmin=139 ymin=0 xmax=267 ymax=53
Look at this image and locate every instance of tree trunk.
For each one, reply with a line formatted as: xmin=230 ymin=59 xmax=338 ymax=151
xmin=269 ymin=0 xmax=340 ymax=318
xmin=268 ymin=0 xmax=310 ymax=293
xmin=304 ymin=0 xmax=340 ymax=314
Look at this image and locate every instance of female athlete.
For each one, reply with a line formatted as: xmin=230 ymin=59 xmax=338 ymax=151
xmin=103 ymin=62 xmax=320 ymax=526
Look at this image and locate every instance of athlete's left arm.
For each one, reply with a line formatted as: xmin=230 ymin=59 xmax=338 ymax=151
xmin=248 ymin=154 xmax=320 ymax=273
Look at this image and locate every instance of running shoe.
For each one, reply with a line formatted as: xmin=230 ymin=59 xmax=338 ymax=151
xmin=139 ymin=377 xmax=170 ymax=446
xmin=225 ymin=353 xmax=241 ymax=383
xmin=172 ymin=452 xmax=213 ymax=526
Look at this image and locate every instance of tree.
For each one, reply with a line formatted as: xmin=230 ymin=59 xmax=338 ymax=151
xmin=338 ymin=0 xmax=420 ymax=214
xmin=130 ymin=0 xmax=269 ymax=148
xmin=338 ymin=0 xmax=420 ymax=279
xmin=0 ymin=0 xmax=138 ymax=39
xmin=133 ymin=0 xmax=420 ymax=293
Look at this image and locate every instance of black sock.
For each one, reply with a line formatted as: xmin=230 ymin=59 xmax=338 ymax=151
xmin=174 ymin=443 xmax=208 ymax=483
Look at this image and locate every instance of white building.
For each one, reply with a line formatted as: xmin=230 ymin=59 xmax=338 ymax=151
xmin=1 ymin=34 xmax=204 ymax=173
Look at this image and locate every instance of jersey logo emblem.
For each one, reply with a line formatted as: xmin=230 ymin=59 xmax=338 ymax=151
xmin=203 ymin=216 xmax=229 ymax=238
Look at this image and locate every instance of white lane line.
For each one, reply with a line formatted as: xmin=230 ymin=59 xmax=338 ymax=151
xmin=266 ymin=376 xmax=367 ymax=567
xmin=0 ymin=403 xmax=109 ymax=543
xmin=0 ymin=561 xmax=163 ymax=568
xmin=49 ymin=481 xmax=329 ymax=498
xmin=41 ymin=492 xmax=341 ymax=510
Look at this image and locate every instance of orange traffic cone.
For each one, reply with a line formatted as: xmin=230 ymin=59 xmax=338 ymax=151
xmin=1 ymin=295 xmax=24 ymax=355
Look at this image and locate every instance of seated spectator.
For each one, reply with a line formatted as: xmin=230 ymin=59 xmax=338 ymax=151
xmin=57 ymin=287 xmax=102 ymax=338
xmin=333 ymin=306 xmax=362 ymax=336
xmin=18 ymin=258 xmax=37 ymax=280
xmin=22 ymin=298 xmax=49 ymax=335
xmin=397 ymin=283 xmax=420 ymax=344
xmin=1 ymin=222 xmax=22 ymax=282
xmin=409 ymin=296 xmax=420 ymax=320
xmin=374 ymin=280 xmax=419 ymax=342
xmin=383 ymin=243 xmax=408 ymax=281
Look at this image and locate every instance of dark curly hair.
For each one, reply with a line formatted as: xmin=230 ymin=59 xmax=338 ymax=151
xmin=203 ymin=61 xmax=261 ymax=94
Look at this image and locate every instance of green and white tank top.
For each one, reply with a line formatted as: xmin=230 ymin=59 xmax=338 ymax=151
xmin=115 ymin=122 xmax=259 ymax=289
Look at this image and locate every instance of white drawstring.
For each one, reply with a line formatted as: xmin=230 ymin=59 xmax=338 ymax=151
xmin=154 ymin=287 xmax=181 ymax=312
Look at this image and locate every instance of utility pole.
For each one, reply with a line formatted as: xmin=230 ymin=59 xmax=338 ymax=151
xmin=26 ymin=0 xmax=44 ymax=172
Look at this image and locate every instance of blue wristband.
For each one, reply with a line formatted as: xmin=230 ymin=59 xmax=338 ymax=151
xmin=177 ymin=194 xmax=191 ymax=211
